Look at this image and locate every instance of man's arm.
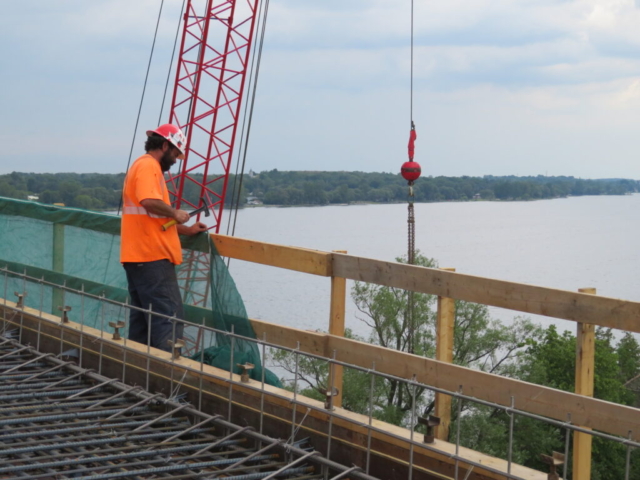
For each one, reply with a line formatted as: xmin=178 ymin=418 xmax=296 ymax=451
xmin=140 ymin=199 xmax=208 ymax=236
xmin=140 ymin=198 xmax=189 ymax=224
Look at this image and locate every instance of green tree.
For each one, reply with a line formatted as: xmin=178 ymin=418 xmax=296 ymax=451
xmin=457 ymin=325 xmax=640 ymax=478
xmin=478 ymin=189 xmax=494 ymax=200
xmin=273 ymin=253 xmax=540 ymax=427
xmin=40 ymin=190 xmax=62 ymax=204
xmin=329 ymin=184 xmax=351 ymax=204
xmin=59 ymin=181 xmax=82 ymax=205
xmin=617 ymin=333 xmax=640 ymax=383
xmin=302 ymin=182 xmax=328 ymax=205
xmin=73 ymin=194 xmax=95 ymax=210
xmin=2 ymin=171 xmax=638 ymax=209
xmin=263 ymin=189 xmax=289 ymax=205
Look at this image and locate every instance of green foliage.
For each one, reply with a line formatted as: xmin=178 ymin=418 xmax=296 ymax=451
xmin=1 ymin=171 xmax=637 ymax=209
xmin=0 ymin=171 xmax=244 ymax=211
xmin=0 ymin=172 xmax=125 ymax=209
xmin=519 ymin=326 xmax=636 ymax=405
xmin=352 ymin=253 xmax=436 ymax=356
xmin=617 ymin=333 xmax=640 ymax=384
xmin=459 ymin=324 xmax=640 ymax=479
xmin=245 ymin=172 xmax=639 ymax=205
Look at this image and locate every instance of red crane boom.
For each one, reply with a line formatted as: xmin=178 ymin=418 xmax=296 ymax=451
xmin=166 ymin=0 xmax=259 ymax=232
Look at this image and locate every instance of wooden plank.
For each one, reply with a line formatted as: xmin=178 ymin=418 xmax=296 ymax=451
xmin=332 ymin=253 xmax=640 ymax=333
xmin=251 ymin=318 xmax=328 ymax=355
xmin=324 ymin=334 xmax=638 ymax=438
xmin=249 ymin=318 xmax=638 ymax=439
xmin=328 ymin=250 xmax=347 ymax=408
xmin=211 ymin=234 xmax=332 ymax=276
xmin=574 ymin=287 xmax=596 ymax=480
xmin=434 ymin=267 xmax=455 ymax=441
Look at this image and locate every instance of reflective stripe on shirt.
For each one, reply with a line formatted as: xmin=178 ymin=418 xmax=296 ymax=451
xmin=122 ymin=205 xmax=166 ymax=219
xmin=123 ymin=205 xmax=147 ymax=215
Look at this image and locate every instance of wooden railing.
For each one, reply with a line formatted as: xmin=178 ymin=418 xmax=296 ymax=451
xmin=213 ymin=233 xmax=640 ymax=480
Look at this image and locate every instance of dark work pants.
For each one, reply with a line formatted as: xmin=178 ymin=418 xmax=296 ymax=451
xmin=123 ymin=259 xmax=184 ymax=352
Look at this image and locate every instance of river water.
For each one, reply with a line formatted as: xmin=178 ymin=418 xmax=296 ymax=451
xmin=209 ymin=194 xmax=640 ymax=339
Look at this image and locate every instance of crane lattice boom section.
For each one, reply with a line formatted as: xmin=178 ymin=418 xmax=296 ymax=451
xmin=167 ymin=0 xmax=259 ymax=231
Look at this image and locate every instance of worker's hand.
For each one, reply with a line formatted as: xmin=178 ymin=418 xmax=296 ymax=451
xmin=173 ymin=209 xmax=190 ymax=224
xmin=178 ymin=222 xmax=208 ymax=236
xmin=191 ymin=222 xmax=208 ymax=234
xmin=191 ymin=222 xmax=209 ymax=233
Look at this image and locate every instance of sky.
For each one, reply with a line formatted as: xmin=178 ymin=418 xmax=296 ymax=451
xmin=1 ymin=0 xmax=639 ymax=178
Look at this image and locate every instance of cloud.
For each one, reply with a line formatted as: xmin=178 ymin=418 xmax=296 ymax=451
xmin=1 ymin=0 xmax=639 ymax=179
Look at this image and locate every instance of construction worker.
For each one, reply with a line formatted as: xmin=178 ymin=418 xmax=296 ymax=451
xmin=120 ymin=124 xmax=207 ymax=352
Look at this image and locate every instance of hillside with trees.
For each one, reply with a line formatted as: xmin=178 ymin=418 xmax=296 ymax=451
xmin=0 ymin=171 xmax=637 ymax=210
xmin=246 ymin=170 xmax=639 ymax=205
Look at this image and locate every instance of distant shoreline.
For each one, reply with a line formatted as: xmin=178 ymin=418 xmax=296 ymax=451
xmin=238 ymin=192 xmax=634 ymax=210
xmin=2 ymin=171 xmax=637 ymax=211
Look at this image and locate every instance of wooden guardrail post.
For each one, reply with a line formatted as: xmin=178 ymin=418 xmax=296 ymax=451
xmin=329 ymin=250 xmax=347 ymax=408
xmin=573 ymin=287 xmax=596 ymax=480
xmin=52 ymin=223 xmax=65 ymax=316
xmin=434 ymin=267 xmax=456 ymax=440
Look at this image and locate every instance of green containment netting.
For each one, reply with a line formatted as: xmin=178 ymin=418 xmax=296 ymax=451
xmin=0 ymin=196 xmax=280 ymax=387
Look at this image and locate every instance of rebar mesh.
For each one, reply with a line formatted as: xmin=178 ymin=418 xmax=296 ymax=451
xmin=0 ymin=334 xmax=374 ymax=480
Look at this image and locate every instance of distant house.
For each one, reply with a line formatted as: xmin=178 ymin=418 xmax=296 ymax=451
xmin=27 ymin=195 xmax=39 ymax=201
xmin=248 ymin=170 xmax=257 ymax=178
xmin=246 ymin=195 xmax=263 ymax=206
xmin=473 ymin=193 xmax=481 ymax=200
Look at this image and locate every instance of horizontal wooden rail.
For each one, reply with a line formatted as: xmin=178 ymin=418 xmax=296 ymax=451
xmin=212 ymin=234 xmax=332 ymax=276
xmin=213 ymin=234 xmax=640 ymax=437
xmin=250 ymin=317 xmax=639 ymax=439
xmin=331 ymin=253 xmax=640 ymax=333
xmin=212 ymin=234 xmax=640 ymax=333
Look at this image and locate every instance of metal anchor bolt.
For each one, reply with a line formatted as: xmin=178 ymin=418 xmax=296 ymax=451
xmin=14 ymin=292 xmax=26 ymax=309
xmin=108 ymin=321 xmax=125 ymax=340
xmin=320 ymin=387 xmax=340 ymax=410
xmin=167 ymin=339 xmax=185 ymax=360
xmin=237 ymin=363 xmax=255 ymax=383
xmin=57 ymin=305 xmax=72 ymax=323
xmin=417 ymin=415 xmax=440 ymax=443
xmin=540 ymin=451 xmax=565 ymax=480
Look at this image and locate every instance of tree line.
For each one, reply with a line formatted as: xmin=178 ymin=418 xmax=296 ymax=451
xmin=247 ymin=170 xmax=639 ymax=205
xmin=0 ymin=171 xmax=637 ymax=210
xmin=272 ymin=253 xmax=640 ymax=479
xmin=0 ymin=172 xmax=234 ymax=210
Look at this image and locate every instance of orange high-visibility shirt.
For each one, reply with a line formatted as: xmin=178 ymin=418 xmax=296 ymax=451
xmin=120 ymin=154 xmax=182 ymax=265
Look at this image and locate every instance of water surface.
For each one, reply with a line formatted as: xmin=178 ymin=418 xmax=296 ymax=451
xmin=211 ymin=195 xmax=639 ymax=338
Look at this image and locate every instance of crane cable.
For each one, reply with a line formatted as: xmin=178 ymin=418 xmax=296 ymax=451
xmin=225 ymin=0 xmax=271 ymax=239
xmin=108 ymin=0 xmax=167 ymax=288
xmin=410 ymin=0 xmax=414 ymax=130
xmin=407 ymin=0 xmax=417 ymax=355
xmin=408 ymin=0 xmax=416 ymax=266
xmin=158 ymin=0 xmax=187 ymax=126
xmin=118 ymin=0 xmax=166 ymax=215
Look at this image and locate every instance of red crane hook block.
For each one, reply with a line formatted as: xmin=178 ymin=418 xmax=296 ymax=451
xmin=402 ymin=123 xmax=421 ymax=183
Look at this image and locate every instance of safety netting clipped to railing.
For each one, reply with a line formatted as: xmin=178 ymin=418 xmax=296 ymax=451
xmin=0 ymin=196 xmax=279 ymax=386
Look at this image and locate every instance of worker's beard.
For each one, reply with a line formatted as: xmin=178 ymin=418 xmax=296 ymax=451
xmin=160 ymin=150 xmax=176 ymax=172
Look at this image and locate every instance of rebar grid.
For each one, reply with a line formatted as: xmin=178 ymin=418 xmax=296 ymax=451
xmin=0 ymin=337 xmax=377 ymax=480
xmin=1 ymin=266 xmax=638 ymax=480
